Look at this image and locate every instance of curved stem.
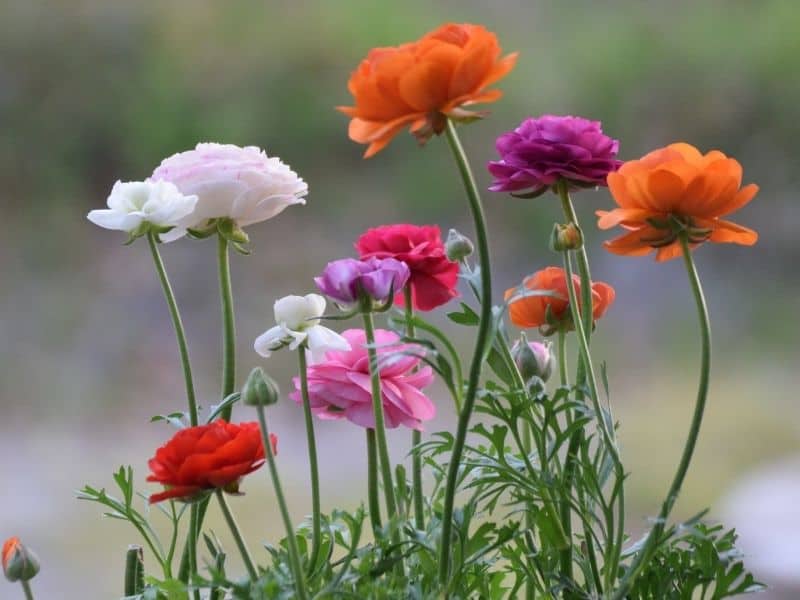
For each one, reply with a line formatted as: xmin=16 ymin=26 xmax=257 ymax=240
xmin=612 ymin=234 xmax=711 ymax=598
xmin=255 ymin=404 xmax=309 ymax=599
xmin=438 ymin=119 xmax=495 ymax=586
xmin=557 ymin=327 xmax=568 ymax=387
xmin=297 ymin=350 xmax=322 ymax=572
xmin=21 ymin=580 xmax=34 ymax=600
xmin=360 ymin=312 xmax=400 ymax=518
xmin=365 ymin=429 xmax=382 ymax=532
xmin=404 ymin=286 xmax=425 ymax=531
xmin=217 ymin=234 xmax=236 ymax=419
xmin=147 ymin=232 xmax=198 ymax=425
xmin=215 ymin=490 xmax=257 ymax=580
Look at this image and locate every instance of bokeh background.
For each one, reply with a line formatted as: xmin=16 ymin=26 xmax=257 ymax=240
xmin=2 ymin=1 xmax=799 ymax=597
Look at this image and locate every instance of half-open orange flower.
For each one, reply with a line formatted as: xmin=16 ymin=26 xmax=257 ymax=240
xmin=505 ymin=266 xmax=615 ymax=332
xmin=597 ymin=143 xmax=759 ymax=261
xmin=338 ymin=23 xmax=517 ymax=158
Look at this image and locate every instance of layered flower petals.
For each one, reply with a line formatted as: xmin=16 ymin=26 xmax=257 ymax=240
xmin=340 ymin=23 xmax=516 ymax=157
xmin=147 ymin=420 xmax=272 ymax=503
xmin=291 ymin=329 xmax=435 ymax=430
xmin=488 ymin=115 xmax=621 ymax=196
xmin=356 ymin=224 xmax=460 ymax=311
xmin=505 ymin=266 xmax=615 ymax=330
xmin=598 ymin=142 xmax=759 ymax=260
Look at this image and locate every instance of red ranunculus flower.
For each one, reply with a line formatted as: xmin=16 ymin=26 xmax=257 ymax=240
xmin=356 ymin=223 xmax=459 ymax=311
xmin=147 ymin=420 xmax=274 ymax=503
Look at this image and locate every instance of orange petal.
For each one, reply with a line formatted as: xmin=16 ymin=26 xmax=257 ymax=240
xmin=647 ymin=168 xmax=688 ymax=211
xmin=602 ymin=228 xmax=656 ymax=257
xmin=655 ymin=242 xmax=683 ymax=262
xmin=596 ymin=208 xmax=657 ymax=229
xmin=707 ymin=219 xmax=758 ymax=245
xmin=397 ymin=60 xmax=451 ymax=111
xmin=481 ymin=52 xmax=518 ymax=88
xmin=717 ymin=183 xmax=759 ymax=217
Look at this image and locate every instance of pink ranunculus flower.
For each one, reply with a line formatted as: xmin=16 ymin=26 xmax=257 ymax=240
xmin=291 ymin=328 xmax=435 ymax=430
xmin=151 ymin=143 xmax=307 ymax=233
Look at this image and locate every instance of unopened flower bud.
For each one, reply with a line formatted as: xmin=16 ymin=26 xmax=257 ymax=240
xmin=2 ymin=537 xmax=40 ymax=583
xmin=550 ymin=222 xmax=583 ymax=252
xmin=242 ymin=367 xmax=280 ymax=406
xmin=445 ymin=228 xmax=474 ymax=262
xmin=511 ymin=334 xmax=553 ymax=383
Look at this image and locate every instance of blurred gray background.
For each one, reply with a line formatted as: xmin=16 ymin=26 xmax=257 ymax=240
xmin=1 ymin=1 xmax=798 ymax=597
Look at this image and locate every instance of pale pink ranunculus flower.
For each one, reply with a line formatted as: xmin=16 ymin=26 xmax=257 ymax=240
xmin=291 ymin=328 xmax=435 ymax=430
xmin=151 ymin=143 xmax=307 ymax=232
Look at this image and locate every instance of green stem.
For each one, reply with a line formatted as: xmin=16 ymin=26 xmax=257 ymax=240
xmin=147 ymin=232 xmax=198 ymax=425
xmin=217 ymin=234 xmax=236 ymax=419
xmin=297 ymin=349 xmax=322 ymax=572
xmin=438 ymin=119 xmax=495 ymax=586
xmin=360 ymin=312 xmax=401 ymax=524
xmin=557 ymin=328 xmax=568 ymax=387
xmin=366 ymin=429 xmax=383 ymax=532
xmin=612 ymin=234 xmax=711 ymax=598
xmin=255 ymin=405 xmax=309 ymax=599
xmin=215 ymin=490 xmax=257 ymax=580
xmin=20 ymin=581 xmax=34 ymax=600
xmin=124 ymin=545 xmax=145 ymax=596
xmin=404 ymin=286 xmax=425 ymax=531
xmin=557 ymin=181 xmax=593 ymax=338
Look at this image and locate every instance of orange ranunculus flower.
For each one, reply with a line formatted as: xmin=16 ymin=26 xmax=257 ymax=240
xmin=338 ymin=23 xmax=518 ymax=158
xmin=147 ymin=420 xmax=274 ymax=503
xmin=504 ymin=266 xmax=615 ymax=332
xmin=597 ymin=142 xmax=759 ymax=261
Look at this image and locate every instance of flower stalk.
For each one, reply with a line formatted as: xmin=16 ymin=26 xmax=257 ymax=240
xmin=365 ymin=429 xmax=382 ymax=532
xmin=254 ymin=404 xmax=309 ymax=600
xmin=612 ymin=232 xmax=712 ymax=598
xmin=404 ymin=286 xmax=425 ymax=531
xmin=215 ymin=490 xmax=257 ymax=580
xmin=438 ymin=118 xmax=495 ymax=584
xmin=297 ymin=349 xmax=322 ymax=572
xmin=217 ymin=234 xmax=237 ymax=418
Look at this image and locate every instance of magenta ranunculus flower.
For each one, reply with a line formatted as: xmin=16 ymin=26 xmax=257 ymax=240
xmin=291 ymin=328 xmax=435 ymax=430
xmin=487 ymin=115 xmax=622 ymax=197
xmin=314 ymin=257 xmax=410 ymax=307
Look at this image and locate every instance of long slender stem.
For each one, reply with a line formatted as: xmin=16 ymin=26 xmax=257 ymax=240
xmin=404 ymin=286 xmax=425 ymax=531
xmin=21 ymin=581 xmax=34 ymax=600
xmin=255 ymin=404 xmax=309 ymax=600
xmin=147 ymin=231 xmax=200 ymax=587
xmin=366 ymin=429 xmax=382 ymax=532
xmin=557 ymin=182 xmax=593 ymax=338
xmin=215 ymin=490 xmax=257 ymax=579
xmin=217 ymin=234 xmax=236 ymax=419
xmin=297 ymin=350 xmax=322 ymax=572
xmin=438 ymin=119 xmax=495 ymax=586
xmin=557 ymin=328 xmax=568 ymax=387
xmin=360 ymin=312 xmax=399 ymax=518
xmin=147 ymin=232 xmax=198 ymax=424
xmin=612 ymin=234 xmax=711 ymax=598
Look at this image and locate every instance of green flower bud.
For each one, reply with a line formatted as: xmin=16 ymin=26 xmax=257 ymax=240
xmin=550 ymin=222 xmax=583 ymax=252
xmin=2 ymin=537 xmax=40 ymax=583
xmin=511 ymin=333 xmax=553 ymax=383
xmin=445 ymin=228 xmax=474 ymax=262
xmin=242 ymin=367 xmax=280 ymax=406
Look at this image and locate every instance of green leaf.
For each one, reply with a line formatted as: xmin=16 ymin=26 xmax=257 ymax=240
xmin=447 ymin=302 xmax=480 ymax=326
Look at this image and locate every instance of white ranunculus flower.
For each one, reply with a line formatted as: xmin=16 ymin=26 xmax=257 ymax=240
xmin=151 ymin=143 xmax=308 ymax=231
xmin=254 ymin=293 xmax=350 ymax=362
xmin=87 ymin=180 xmax=198 ymax=242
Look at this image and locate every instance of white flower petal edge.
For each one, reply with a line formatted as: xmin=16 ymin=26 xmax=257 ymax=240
xmin=87 ymin=180 xmax=198 ymax=242
xmin=253 ymin=293 xmax=350 ymax=360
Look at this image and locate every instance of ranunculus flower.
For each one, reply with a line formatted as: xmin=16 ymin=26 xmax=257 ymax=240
xmin=511 ymin=336 xmax=553 ymax=383
xmin=356 ymin=224 xmax=460 ymax=311
xmin=314 ymin=257 xmax=410 ymax=307
xmin=2 ymin=537 xmax=39 ymax=583
xmin=339 ymin=23 xmax=518 ymax=158
xmin=504 ymin=266 xmax=615 ymax=331
xmin=291 ymin=328 xmax=435 ymax=430
xmin=597 ymin=142 xmax=759 ymax=261
xmin=488 ymin=115 xmax=622 ymax=197
xmin=87 ymin=180 xmax=198 ymax=242
xmin=151 ymin=143 xmax=307 ymax=233
xmin=253 ymin=293 xmax=350 ymax=363
xmin=147 ymin=420 xmax=274 ymax=503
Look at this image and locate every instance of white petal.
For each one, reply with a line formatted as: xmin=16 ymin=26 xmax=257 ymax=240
xmin=253 ymin=325 xmax=287 ymax=357
xmin=159 ymin=227 xmax=188 ymax=243
xmin=303 ymin=294 xmax=327 ymax=320
xmin=286 ymin=328 xmax=308 ymax=351
xmin=87 ymin=209 xmax=142 ymax=232
xmin=305 ymin=326 xmax=351 ymax=362
xmin=273 ymin=295 xmax=312 ymax=330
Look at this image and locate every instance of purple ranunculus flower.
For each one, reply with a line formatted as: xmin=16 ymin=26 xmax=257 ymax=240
xmin=487 ymin=115 xmax=622 ymax=197
xmin=315 ymin=257 xmax=410 ymax=306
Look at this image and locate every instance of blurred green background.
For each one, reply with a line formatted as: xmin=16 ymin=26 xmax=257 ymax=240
xmin=1 ymin=1 xmax=798 ymax=597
